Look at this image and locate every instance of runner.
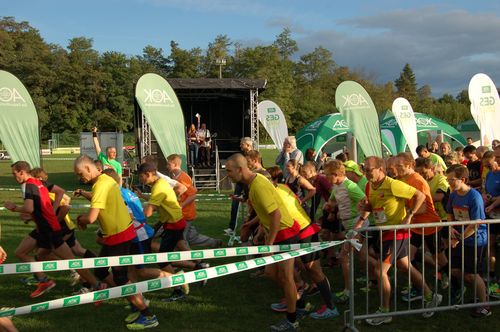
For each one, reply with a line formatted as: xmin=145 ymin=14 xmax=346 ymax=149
xmin=226 ymin=154 xmax=301 ymax=331
xmin=5 ymin=161 xmax=101 ymax=299
xmin=166 ymin=154 xmax=221 ymax=248
xmin=267 ymin=166 xmax=340 ymax=320
xmin=74 ymin=155 xmax=158 ymax=329
xmin=357 ymin=156 xmax=442 ymax=325
xmin=322 ymin=160 xmax=365 ymax=304
xmin=395 ymin=153 xmax=445 ymax=302
xmin=445 ymin=165 xmax=490 ymax=317
xmin=138 ymin=162 xmax=206 ymax=302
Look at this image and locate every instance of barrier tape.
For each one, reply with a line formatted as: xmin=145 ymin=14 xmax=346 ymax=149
xmin=0 ymin=241 xmax=347 ymax=317
xmin=0 ymin=241 xmax=346 ymax=275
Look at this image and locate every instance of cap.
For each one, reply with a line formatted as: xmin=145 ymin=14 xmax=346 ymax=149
xmin=343 ymin=160 xmax=363 ymax=176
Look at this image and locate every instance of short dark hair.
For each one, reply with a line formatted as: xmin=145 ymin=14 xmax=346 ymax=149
xmin=137 ymin=162 xmax=157 ymax=174
xmin=446 ymin=164 xmax=469 ymax=179
xmin=416 ymin=145 xmax=427 ymax=155
xmin=463 ymin=145 xmax=476 ymax=155
xmin=267 ymin=166 xmax=283 ymax=183
xmin=11 ymin=161 xmax=31 ymax=172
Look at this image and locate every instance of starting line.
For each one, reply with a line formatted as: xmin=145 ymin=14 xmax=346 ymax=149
xmin=0 ymin=241 xmax=354 ymax=317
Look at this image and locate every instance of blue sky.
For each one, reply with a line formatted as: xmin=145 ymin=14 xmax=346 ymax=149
xmin=2 ymin=0 xmax=500 ymax=96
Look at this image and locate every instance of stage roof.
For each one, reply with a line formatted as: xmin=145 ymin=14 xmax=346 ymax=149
xmin=167 ymin=78 xmax=267 ymax=90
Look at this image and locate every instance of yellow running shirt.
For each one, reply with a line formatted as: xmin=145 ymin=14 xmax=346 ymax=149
xmin=248 ymin=173 xmax=295 ymax=231
xmin=149 ymin=178 xmax=184 ymax=226
xmin=368 ymin=176 xmax=416 ymax=227
xmin=91 ymin=174 xmax=134 ymax=245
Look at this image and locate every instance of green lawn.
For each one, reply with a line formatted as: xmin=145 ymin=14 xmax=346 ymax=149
xmin=0 ymin=156 xmax=499 ymax=331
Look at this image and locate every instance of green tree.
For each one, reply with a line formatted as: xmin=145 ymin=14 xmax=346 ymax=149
xmin=167 ymin=41 xmax=202 ymax=78
xmin=395 ymin=63 xmax=418 ymax=107
xmin=273 ymin=28 xmax=298 ymax=60
xmin=202 ymin=35 xmax=232 ymax=78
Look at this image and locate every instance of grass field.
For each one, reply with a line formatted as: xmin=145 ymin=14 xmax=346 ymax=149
xmin=0 ymin=154 xmax=499 ymax=331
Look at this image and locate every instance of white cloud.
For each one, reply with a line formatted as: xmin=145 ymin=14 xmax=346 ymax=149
xmin=295 ymin=7 xmax=500 ymax=96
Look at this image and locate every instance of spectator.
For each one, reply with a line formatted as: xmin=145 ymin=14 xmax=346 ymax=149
xmin=439 ymin=142 xmax=452 ymax=160
xmin=197 ymin=123 xmax=211 ymax=167
xmin=225 ymin=137 xmax=255 ymax=234
xmin=305 ymin=148 xmax=319 ymax=171
xmin=275 ymin=136 xmax=303 ymax=178
xmin=187 ymin=124 xmax=199 ymax=167
xmin=92 ymin=127 xmax=122 ymax=185
xmin=466 ymin=137 xmax=474 ymax=146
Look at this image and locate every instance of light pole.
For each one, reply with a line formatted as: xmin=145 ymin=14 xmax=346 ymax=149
xmin=215 ymin=57 xmax=226 ymax=79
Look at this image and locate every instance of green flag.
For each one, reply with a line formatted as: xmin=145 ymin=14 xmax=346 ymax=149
xmin=0 ymin=70 xmax=40 ymax=167
xmin=336 ymin=81 xmax=382 ymax=157
xmin=135 ymin=73 xmax=186 ymax=169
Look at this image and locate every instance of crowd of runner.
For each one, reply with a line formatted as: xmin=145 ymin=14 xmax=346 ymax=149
xmin=1 ymin=133 xmax=499 ymax=331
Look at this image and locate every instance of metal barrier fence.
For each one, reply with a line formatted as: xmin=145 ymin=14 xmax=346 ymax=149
xmin=344 ymin=219 xmax=500 ymax=331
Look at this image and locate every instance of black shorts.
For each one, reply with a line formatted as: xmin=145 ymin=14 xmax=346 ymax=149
xmin=274 ymin=234 xmax=299 ymax=246
xmin=37 ymin=231 xmax=65 ymax=250
xmin=131 ymin=238 xmax=153 ymax=270
xmin=158 ymin=229 xmax=184 ymax=268
xmin=63 ymin=230 xmax=76 ymax=248
xmin=29 ymin=229 xmax=38 ymax=240
xmin=410 ymin=232 xmax=442 ymax=254
xmin=373 ymin=237 xmax=410 ymax=265
xmin=97 ymin=241 xmax=132 ymax=285
xmin=131 ymin=238 xmax=153 ymax=255
xmin=450 ymin=245 xmax=485 ymax=274
xmin=300 ymin=232 xmax=320 ymax=264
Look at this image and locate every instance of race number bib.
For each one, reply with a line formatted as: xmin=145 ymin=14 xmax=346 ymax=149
xmin=373 ymin=207 xmax=387 ymax=224
xmin=452 ymin=206 xmax=470 ymax=221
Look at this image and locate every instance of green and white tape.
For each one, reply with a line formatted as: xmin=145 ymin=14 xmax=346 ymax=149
xmin=0 ymin=242 xmax=345 ymax=275
xmin=0 ymin=241 xmax=343 ymax=317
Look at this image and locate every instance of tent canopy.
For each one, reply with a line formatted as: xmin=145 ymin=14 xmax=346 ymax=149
xmin=380 ymin=112 xmax=466 ymax=152
xmin=296 ymin=113 xmax=396 ymax=159
xmin=456 ymin=119 xmax=479 ymax=132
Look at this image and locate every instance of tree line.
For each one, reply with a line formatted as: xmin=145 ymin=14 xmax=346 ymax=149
xmin=0 ymin=16 xmax=476 ymax=141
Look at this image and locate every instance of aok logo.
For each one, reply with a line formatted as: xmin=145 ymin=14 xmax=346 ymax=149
xmin=341 ymin=93 xmax=369 ymax=107
xmin=482 ymin=85 xmax=491 ymax=94
xmin=332 ymin=119 xmax=348 ymax=129
xmin=308 ymin=120 xmax=324 ymax=130
xmin=267 ymin=107 xmax=276 ymax=113
xmin=415 ymin=117 xmax=437 ymax=127
xmin=143 ymin=89 xmax=174 ymax=106
xmin=0 ymin=87 xmax=26 ymax=104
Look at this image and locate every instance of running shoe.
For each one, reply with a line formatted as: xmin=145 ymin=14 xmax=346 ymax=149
xmin=471 ymin=306 xmax=492 ymax=318
xmin=161 ymin=290 xmax=186 ymax=303
xmin=126 ymin=314 xmax=159 ymax=330
xmin=439 ymin=272 xmax=449 ymax=290
xmin=451 ymin=286 xmax=467 ymax=305
xmin=269 ymin=319 xmax=299 ymax=331
xmin=30 ymin=280 xmax=56 ymax=298
xmin=69 ymin=270 xmax=80 ymax=286
xmin=304 ymin=283 xmax=319 ymax=297
xmin=423 ymin=293 xmax=443 ymax=318
xmin=334 ymin=290 xmax=349 ymax=304
xmin=20 ymin=277 xmax=38 ymax=286
xmin=401 ymin=287 xmax=423 ymax=302
xmin=296 ymin=302 xmax=313 ymax=320
xmin=72 ymin=287 xmax=90 ymax=295
xmin=270 ymin=299 xmax=287 ymax=312
xmin=310 ymin=305 xmax=340 ymax=320
xmin=365 ymin=308 xmax=392 ymax=326
xmin=125 ymin=311 xmax=141 ymax=324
